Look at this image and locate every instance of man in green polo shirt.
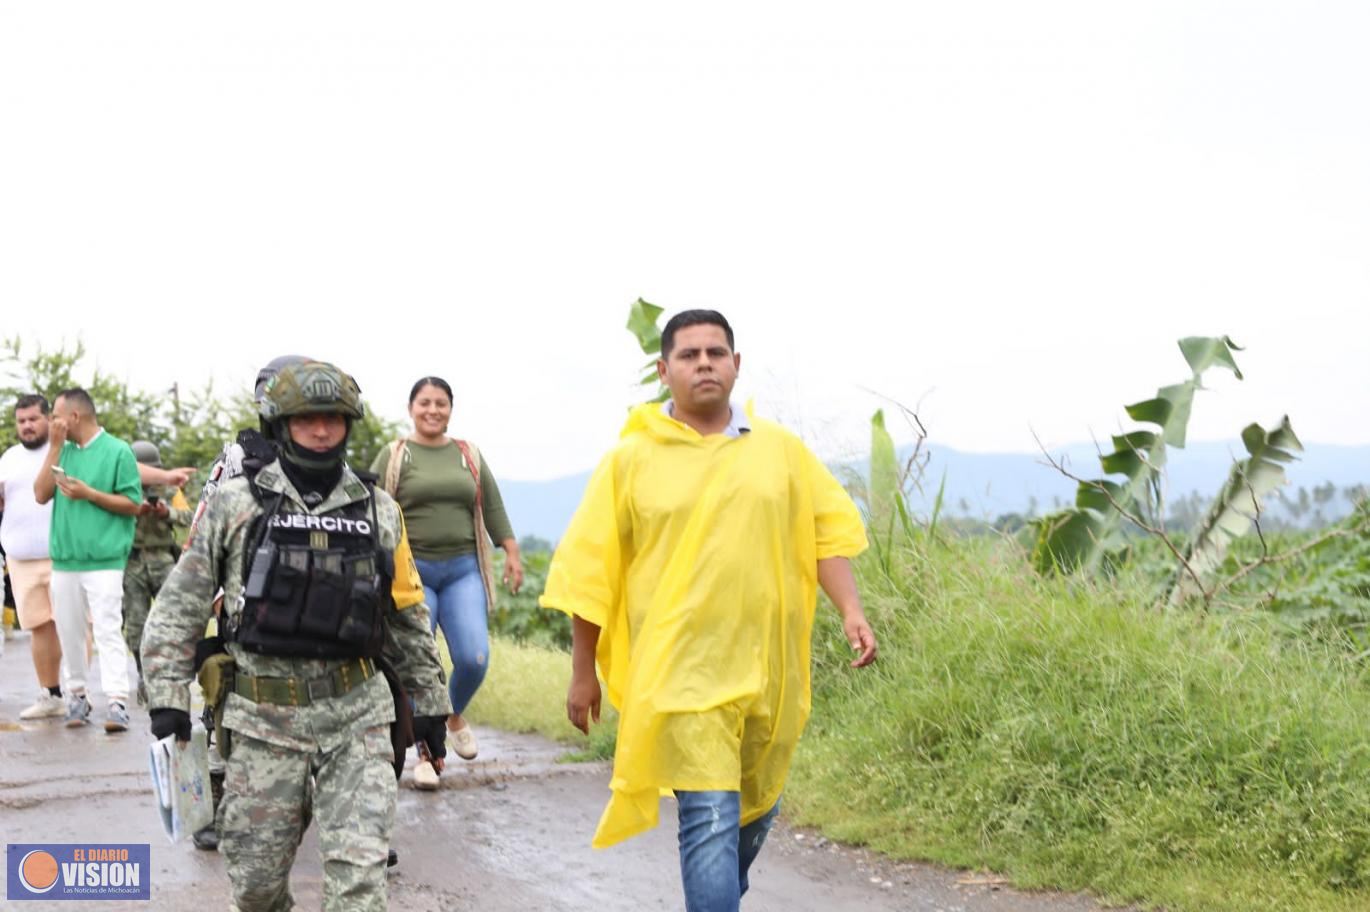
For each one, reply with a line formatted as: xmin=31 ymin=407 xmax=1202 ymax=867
xmin=33 ymin=387 xmax=143 ymax=732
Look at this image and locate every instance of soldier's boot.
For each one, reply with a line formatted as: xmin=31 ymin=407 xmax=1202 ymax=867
xmin=191 ymin=825 xmax=218 ymax=851
xmin=193 ymin=770 xmax=226 ymax=851
xmin=387 ymin=849 xmax=398 ymax=868
xmin=132 ymin=655 xmax=147 ymax=708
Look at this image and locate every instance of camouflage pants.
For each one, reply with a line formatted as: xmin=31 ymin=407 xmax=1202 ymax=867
xmin=219 ymin=726 xmax=396 ymax=912
xmin=121 ymin=550 xmax=176 ymax=667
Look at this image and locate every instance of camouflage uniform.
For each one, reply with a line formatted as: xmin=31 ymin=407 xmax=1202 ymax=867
xmin=142 ymin=457 xmax=450 ymax=912
xmin=185 ymin=435 xmax=261 ymax=552
xmin=179 ymin=359 xmax=309 ymax=851
xmin=121 ymin=485 xmax=190 ymax=664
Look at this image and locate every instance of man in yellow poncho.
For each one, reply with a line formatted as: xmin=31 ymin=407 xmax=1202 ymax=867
xmin=540 ymin=309 xmax=878 ymax=911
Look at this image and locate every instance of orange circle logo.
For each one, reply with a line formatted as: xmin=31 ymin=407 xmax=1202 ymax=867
xmin=18 ymin=850 xmax=60 ymax=893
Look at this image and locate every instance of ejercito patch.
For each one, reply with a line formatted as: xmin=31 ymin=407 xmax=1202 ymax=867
xmin=268 ymin=513 xmax=372 ymax=536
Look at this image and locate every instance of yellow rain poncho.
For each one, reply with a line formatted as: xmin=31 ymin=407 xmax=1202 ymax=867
xmin=540 ymin=403 xmax=867 ymax=847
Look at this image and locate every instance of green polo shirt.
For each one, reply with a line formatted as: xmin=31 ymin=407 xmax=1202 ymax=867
xmin=51 ymin=430 xmax=142 ymax=572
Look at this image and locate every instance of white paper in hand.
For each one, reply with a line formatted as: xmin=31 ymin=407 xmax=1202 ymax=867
xmin=148 ymin=729 xmax=213 ymax=843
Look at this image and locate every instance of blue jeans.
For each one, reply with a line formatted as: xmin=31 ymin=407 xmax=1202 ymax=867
xmin=414 ymin=554 xmax=488 ymax=715
xmin=675 ymin=791 xmax=781 ymax=912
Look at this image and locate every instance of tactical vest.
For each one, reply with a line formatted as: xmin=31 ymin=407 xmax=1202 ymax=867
xmin=227 ymin=472 xmax=393 ymax=660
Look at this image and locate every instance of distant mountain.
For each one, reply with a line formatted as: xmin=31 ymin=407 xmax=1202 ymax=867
xmin=500 ymin=472 xmax=593 ymax=545
xmin=906 ymin=441 xmax=1368 ymax=521
xmin=499 ymin=441 xmax=1370 ymax=544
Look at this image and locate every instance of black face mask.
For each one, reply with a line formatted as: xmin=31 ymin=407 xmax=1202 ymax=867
xmin=277 ymin=431 xmax=348 ymax=505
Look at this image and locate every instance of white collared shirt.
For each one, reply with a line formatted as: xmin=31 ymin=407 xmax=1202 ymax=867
xmin=662 ymin=400 xmax=751 ymax=438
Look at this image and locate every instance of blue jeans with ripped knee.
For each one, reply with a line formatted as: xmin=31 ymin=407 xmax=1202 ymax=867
xmin=675 ymin=791 xmax=781 ymax=912
xmin=414 ymin=554 xmax=488 ymax=715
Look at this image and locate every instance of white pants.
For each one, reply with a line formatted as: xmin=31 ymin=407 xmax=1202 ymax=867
xmin=51 ymin=569 xmax=130 ymax=703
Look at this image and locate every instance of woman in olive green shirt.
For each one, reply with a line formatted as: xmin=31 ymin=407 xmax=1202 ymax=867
xmin=371 ymin=377 xmax=522 ymax=786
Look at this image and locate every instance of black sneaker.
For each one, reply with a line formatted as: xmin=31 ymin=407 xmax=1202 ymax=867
xmin=192 ymin=825 xmax=219 ymax=851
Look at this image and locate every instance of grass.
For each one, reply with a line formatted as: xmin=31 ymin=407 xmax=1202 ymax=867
xmin=468 ymin=536 xmax=1370 ymax=911
xmin=793 ymin=536 xmax=1370 ymax=912
xmin=453 ymin=635 xmax=618 ymax=761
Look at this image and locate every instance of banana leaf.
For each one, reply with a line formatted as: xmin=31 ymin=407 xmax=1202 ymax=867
xmin=1031 ymin=336 xmax=1243 ymax=574
xmin=1166 ymin=417 xmax=1302 ymax=606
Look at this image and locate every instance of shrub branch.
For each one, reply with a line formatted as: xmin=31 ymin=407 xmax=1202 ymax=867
xmin=1035 ymin=435 xmax=1209 ymax=604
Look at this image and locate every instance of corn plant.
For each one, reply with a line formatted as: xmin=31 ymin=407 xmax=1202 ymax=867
xmin=863 ymin=407 xmax=941 ymax=575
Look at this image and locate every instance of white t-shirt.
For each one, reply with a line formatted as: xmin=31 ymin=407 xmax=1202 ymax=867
xmin=0 ymin=440 xmax=52 ymax=560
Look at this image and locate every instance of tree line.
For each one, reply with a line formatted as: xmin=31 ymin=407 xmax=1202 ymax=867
xmin=0 ymin=337 xmax=402 ymax=492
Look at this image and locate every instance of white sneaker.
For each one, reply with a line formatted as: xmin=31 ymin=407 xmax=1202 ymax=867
xmin=19 ymin=692 xmax=66 ymax=720
xmin=413 ymin=760 xmax=440 ymax=791
xmin=448 ymin=722 xmax=478 ymax=760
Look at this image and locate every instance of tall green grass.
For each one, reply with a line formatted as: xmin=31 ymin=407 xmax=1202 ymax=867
xmin=793 ymin=537 xmax=1370 ymax=911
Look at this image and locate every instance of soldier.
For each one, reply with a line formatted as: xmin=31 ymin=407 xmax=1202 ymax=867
xmin=123 ymin=440 xmax=192 ymax=706
xmin=141 ymin=361 xmax=451 ymax=911
xmin=179 ymin=355 xmax=406 ymax=864
xmin=183 ymin=354 xmax=306 ymax=854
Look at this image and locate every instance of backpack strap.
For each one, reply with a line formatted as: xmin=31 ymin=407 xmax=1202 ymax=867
xmin=453 ymin=440 xmax=497 ymax=613
xmin=452 ymin=440 xmax=483 ymax=513
xmin=382 ymin=438 xmax=407 ymax=498
xmin=236 ymin=428 xmax=278 ymax=467
xmin=358 ymin=473 xmax=393 ymax=581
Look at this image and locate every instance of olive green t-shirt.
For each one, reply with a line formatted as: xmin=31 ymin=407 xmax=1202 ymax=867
xmin=370 ymin=440 xmax=515 ymax=561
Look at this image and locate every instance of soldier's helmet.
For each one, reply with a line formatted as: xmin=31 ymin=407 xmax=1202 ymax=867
xmin=254 ymin=354 xmax=311 ymax=402
xmin=258 ymin=361 xmax=365 ymax=427
xmin=131 ymin=440 xmax=162 ymax=467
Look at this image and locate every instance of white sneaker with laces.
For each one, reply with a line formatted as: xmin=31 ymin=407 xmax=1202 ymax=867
xmin=413 ymin=760 xmax=440 ymax=790
xmin=19 ymin=691 xmax=66 ymax=720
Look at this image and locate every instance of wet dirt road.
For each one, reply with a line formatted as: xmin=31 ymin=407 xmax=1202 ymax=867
xmin=1 ymin=631 xmax=1125 ymax=911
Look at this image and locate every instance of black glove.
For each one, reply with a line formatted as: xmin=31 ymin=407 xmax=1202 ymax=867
xmin=411 ymin=715 xmax=447 ymax=761
xmin=150 ymin=708 xmax=192 ymax=742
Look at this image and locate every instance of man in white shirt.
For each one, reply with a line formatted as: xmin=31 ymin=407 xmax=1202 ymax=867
xmin=0 ymin=394 xmax=65 ymax=719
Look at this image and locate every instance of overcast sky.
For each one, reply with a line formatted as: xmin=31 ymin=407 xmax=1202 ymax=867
xmin=1 ymin=2 xmax=1365 ymax=480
